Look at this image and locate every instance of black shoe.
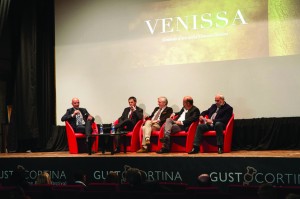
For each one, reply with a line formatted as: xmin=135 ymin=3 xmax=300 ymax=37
xmin=159 ymin=137 xmax=166 ymax=143
xmin=218 ymin=147 xmax=223 ymax=154
xmin=114 ymin=147 xmax=120 ymax=154
xmin=156 ymin=148 xmax=169 ymax=154
xmin=188 ymin=147 xmax=199 ymax=154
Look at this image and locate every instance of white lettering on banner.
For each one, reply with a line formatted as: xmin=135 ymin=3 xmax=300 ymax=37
xmin=0 ymin=170 xmax=66 ymax=181
xmin=144 ymin=9 xmax=247 ymax=34
xmin=26 ymin=170 xmax=66 ymax=181
xmin=210 ymin=172 xmax=243 ymax=182
xmin=0 ymin=170 xmax=13 ymax=179
xmin=147 ymin=171 xmax=182 ymax=181
xmin=93 ymin=168 xmax=182 ymax=182
xmin=210 ymin=166 xmax=300 ymax=185
xmin=94 ymin=171 xmax=122 ymax=180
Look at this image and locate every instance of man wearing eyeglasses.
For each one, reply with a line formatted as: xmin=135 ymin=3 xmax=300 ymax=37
xmin=188 ymin=94 xmax=233 ymax=154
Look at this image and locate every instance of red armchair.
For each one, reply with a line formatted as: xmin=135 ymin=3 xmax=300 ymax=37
xmin=65 ymin=121 xmax=99 ymax=154
xmin=139 ymin=123 xmax=163 ymax=152
xmin=115 ymin=119 xmax=143 ymax=152
xmin=158 ymin=120 xmax=199 ymax=152
xmin=199 ymin=114 xmax=234 ymax=153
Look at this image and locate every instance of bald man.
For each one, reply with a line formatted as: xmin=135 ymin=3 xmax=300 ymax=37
xmin=188 ymin=94 xmax=233 ymax=154
xmin=157 ymin=96 xmax=200 ymax=154
xmin=61 ymin=98 xmax=95 ymax=155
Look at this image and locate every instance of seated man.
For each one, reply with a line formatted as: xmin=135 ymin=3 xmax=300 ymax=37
xmin=137 ymin=96 xmax=173 ymax=153
xmin=188 ymin=94 xmax=233 ymax=154
xmin=114 ymin=96 xmax=143 ymax=153
xmin=157 ymin=96 xmax=200 ymax=154
xmin=61 ymin=97 xmax=95 ymax=155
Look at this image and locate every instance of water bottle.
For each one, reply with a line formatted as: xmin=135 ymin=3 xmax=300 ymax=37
xmin=111 ymin=122 xmax=115 ymax=134
xmin=99 ymin=123 xmax=103 ymax=134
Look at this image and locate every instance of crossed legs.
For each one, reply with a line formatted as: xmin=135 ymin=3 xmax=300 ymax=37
xmin=189 ymin=122 xmax=225 ymax=154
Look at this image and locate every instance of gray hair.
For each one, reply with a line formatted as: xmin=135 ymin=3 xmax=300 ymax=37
xmin=158 ymin=96 xmax=168 ymax=105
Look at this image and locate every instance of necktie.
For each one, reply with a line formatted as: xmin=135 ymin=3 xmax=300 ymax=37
xmin=76 ymin=114 xmax=82 ymax=125
xmin=211 ymin=107 xmax=219 ymax=120
xmin=153 ymin=108 xmax=162 ymax=120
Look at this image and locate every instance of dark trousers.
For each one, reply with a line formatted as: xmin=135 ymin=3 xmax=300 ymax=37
xmin=74 ymin=120 xmax=93 ymax=136
xmin=114 ymin=119 xmax=135 ymax=148
xmin=193 ymin=122 xmax=225 ymax=147
xmin=115 ymin=119 xmax=134 ymax=131
xmin=161 ymin=118 xmax=184 ymax=150
xmin=74 ymin=120 xmax=94 ymax=153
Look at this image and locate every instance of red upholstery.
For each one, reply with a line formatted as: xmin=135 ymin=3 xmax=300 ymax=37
xmin=51 ymin=184 xmax=86 ymax=191
xmin=158 ymin=120 xmax=199 ymax=152
xmin=185 ymin=186 xmax=220 ymax=193
xmin=65 ymin=121 xmax=99 ymax=154
xmin=115 ymin=120 xmax=143 ymax=152
xmin=158 ymin=182 xmax=188 ymax=192
xmin=149 ymin=128 xmax=163 ymax=151
xmin=86 ymin=183 xmax=119 ymax=192
xmin=200 ymin=114 xmax=234 ymax=153
xmin=228 ymin=184 xmax=260 ymax=198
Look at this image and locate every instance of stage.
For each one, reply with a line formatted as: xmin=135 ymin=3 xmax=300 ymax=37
xmin=1 ymin=150 xmax=300 ymax=158
xmin=1 ymin=150 xmax=300 ymax=186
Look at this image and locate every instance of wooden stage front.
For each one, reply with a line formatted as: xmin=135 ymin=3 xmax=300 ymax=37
xmin=1 ymin=150 xmax=300 ymax=186
xmin=1 ymin=150 xmax=300 ymax=158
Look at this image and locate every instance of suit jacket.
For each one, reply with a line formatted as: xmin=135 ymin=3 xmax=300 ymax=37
xmin=175 ymin=105 xmax=200 ymax=131
xmin=201 ymin=102 xmax=233 ymax=126
xmin=148 ymin=106 xmax=173 ymax=126
xmin=61 ymin=108 xmax=92 ymax=129
xmin=118 ymin=106 xmax=143 ymax=126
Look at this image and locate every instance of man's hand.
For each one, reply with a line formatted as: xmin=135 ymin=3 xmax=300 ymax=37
xmin=73 ymin=110 xmax=80 ymax=115
xmin=174 ymin=121 xmax=182 ymax=125
xmin=87 ymin=115 xmax=93 ymax=121
xmin=206 ymin=119 xmax=213 ymax=125
xmin=130 ymin=106 xmax=136 ymax=112
xmin=170 ymin=113 xmax=175 ymax=119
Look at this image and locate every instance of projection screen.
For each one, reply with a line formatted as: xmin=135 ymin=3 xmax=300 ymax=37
xmin=55 ymin=0 xmax=300 ymax=124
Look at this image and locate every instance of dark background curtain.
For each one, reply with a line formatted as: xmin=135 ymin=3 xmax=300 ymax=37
xmin=0 ymin=0 xmax=11 ymax=38
xmin=1 ymin=0 xmax=300 ymax=153
xmin=5 ymin=0 xmax=56 ymax=152
xmin=232 ymin=117 xmax=300 ymax=150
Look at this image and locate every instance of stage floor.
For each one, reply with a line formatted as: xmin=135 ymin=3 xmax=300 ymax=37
xmin=1 ymin=150 xmax=300 ymax=158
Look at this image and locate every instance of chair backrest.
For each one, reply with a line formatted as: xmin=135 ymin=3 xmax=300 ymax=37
xmin=225 ymin=114 xmax=234 ymax=134
xmin=65 ymin=121 xmax=99 ymax=154
xmin=65 ymin=121 xmax=79 ymax=153
xmin=200 ymin=114 xmax=234 ymax=153
xmin=91 ymin=122 xmax=98 ymax=134
xmin=223 ymin=114 xmax=234 ymax=152
xmin=149 ymin=124 xmax=165 ymax=151
xmin=166 ymin=120 xmax=199 ymax=152
xmin=185 ymin=120 xmax=199 ymax=152
xmin=158 ymin=182 xmax=188 ymax=192
xmin=123 ymin=120 xmax=143 ymax=152
xmin=52 ymin=184 xmax=86 ymax=191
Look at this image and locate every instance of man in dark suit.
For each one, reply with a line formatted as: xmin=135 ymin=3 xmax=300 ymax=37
xmin=157 ymin=96 xmax=200 ymax=154
xmin=137 ymin=96 xmax=173 ymax=153
xmin=188 ymin=94 xmax=233 ymax=154
xmin=61 ymin=97 xmax=95 ymax=155
xmin=114 ymin=96 xmax=143 ymax=153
